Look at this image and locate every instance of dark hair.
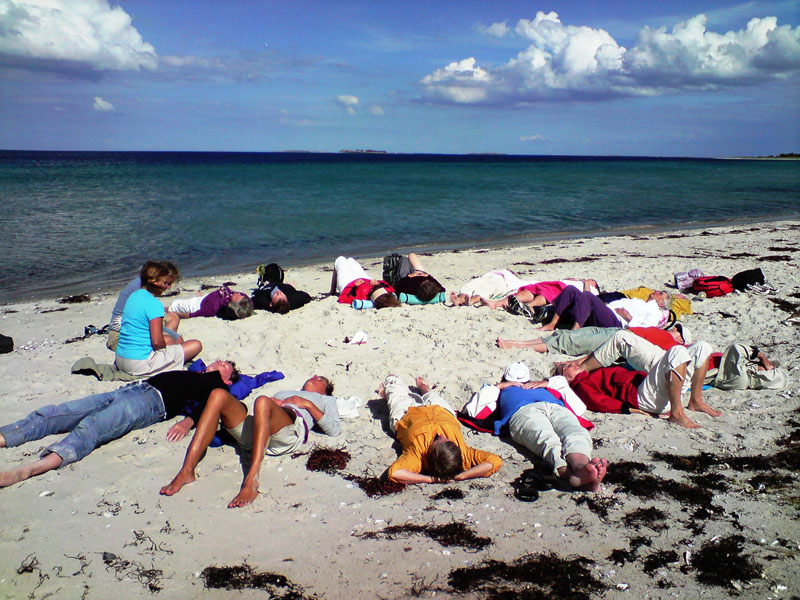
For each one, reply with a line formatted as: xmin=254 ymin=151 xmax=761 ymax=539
xmin=374 ymin=293 xmax=401 ymax=309
xmin=416 ymin=278 xmax=445 ymax=302
xmin=267 ymin=297 xmax=290 ymax=314
xmin=140 ymin=261 xmax=173 ymax=294
xmin=229 ymin=295 xmax=254 ymax=319
xmin=229 ymin=361 xmax=241 ymax=383
xmin=426 ymin=440 xmax=462 ymax=480
xmin=163 ymin=261 xmax=180 ymax=281
xmin=320 ymin=376 xmax=335 ymax=396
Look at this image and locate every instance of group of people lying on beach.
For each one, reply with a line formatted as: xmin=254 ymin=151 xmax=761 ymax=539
xmin=0 ymin=255 xmax=788 ymax=507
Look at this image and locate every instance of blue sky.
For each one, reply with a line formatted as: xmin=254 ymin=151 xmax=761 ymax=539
xmin=1 ymin=0 xmax=798 ymax=156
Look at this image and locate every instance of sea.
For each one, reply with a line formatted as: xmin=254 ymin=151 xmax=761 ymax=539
xmin=1 ymin=150 xmax=798 ymax=304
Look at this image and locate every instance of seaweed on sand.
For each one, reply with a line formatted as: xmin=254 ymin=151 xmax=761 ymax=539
xmin=305 ymin=447 xmax=351 ymax=474
xmin=431 ymin=488 xmax=465 ymax=501
xmin=447 ymin=553 xmax=606 ymax=600
xmin=642 ymin=550 xmax=679 ymax=575
xmin=574 ymin=495 xmax=619 ymax=520
xmin=342 ymin=473 xmax=405 ymax=497
xmin=608 ymin=536 xmax=652 ymax=566
xmin=357 ymin=522 xmax=491 ymax=551
xmin=603 ymin=460 xmax=713 ymax=506
xmin=622 ymin=507 xmax=668 ymax=531
xmin=201 ymin=564 xmax=314 ymax=599
xmin=690 ymin=535 xmax=763 ymax=587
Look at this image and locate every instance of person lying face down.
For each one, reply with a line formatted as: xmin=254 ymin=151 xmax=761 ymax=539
xmin=494 ymin=362 xmax=607 ymax=492
xmin=378 ymin=375 xmax=502 ymax=484
xmin=330 ymin=256 xmax=401 ymax=308
xmin=0 ymin=361 xmax=238 ymax=488
xmin=160 ymin=374 xmax=341 ymax=508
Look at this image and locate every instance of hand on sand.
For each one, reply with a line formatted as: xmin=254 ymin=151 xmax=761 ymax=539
xmin=166 ymin=420 xmax=191 ymax=442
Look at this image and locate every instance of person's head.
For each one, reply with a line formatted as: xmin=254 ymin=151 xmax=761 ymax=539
xmin=425 ymin=436 xmax=463 ymax=481
xmin=163 ymin=261 xmax=180 ymax=281
xmin=673 ymin=323 xmax=691 ymax=345
xmin=220 ymin=293 xmax=254 ymax=320
xmin=140 ymin=261 xmax=176 ymax=296
xmin=303 ymin=374 xmax=334 ymax=396
xmin=554 ymin=362 xmax=582 ymax=382
xmin=503 ymin=361 xmax=531 ymax=383
xmin=649 ymin=290 xmax=672 ymax=309
xmin=205 ymin=359 xmax=241 ymax=385
xmin=374 ymin=292 xmax=401 ymax=309
xmin=416 ymin=278 xmax=446 ymax=302
xmin=268 ymin=288 xmax=291 ymax=314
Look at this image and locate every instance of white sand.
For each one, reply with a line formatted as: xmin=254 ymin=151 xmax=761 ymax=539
xmin=0 ymin=219 xmax=798 ymax=599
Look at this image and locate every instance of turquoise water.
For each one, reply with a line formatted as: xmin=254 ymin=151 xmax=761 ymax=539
xmin=1 ymin=151 xmax=798 ymax=303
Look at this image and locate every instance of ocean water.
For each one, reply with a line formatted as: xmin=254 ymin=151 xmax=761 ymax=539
xmin=1 ymin=151 xmax=798 ymax=304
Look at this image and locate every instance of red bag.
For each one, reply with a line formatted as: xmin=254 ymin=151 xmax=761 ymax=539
xmin=690 ymin=276 xmax=734 ymax=298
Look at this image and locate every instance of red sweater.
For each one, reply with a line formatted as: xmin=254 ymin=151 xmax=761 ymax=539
xmin=570 ymin=367 xmax=646 ymax=414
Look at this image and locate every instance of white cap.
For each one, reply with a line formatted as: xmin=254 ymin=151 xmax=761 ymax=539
xmin=676 ymin=324 xmax=692 ymax=345
xmin=503 ymin=362 xmax=530 ymax=383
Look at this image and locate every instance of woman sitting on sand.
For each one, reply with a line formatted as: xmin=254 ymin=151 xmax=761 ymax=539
xmin=114 ymin=261 xmax=202 ymax=378
xmin=167 ymin=286 xmax=254 ymax=322
xmin=330 ymin=256 xmax=401 ymax=309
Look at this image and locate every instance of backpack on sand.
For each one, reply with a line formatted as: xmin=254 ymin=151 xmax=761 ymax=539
xmin=690 ymin=276 xmax=734 ymax=298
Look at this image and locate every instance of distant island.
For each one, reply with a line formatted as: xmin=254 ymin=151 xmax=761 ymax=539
xmin=729 ymin=152 xmax=799 ymax=159
xmin=339 ymin=149 xmax=387 ymax=154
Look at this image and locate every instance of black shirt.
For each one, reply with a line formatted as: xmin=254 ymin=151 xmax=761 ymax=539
xmin=147 ymin=371 xmax=228 ymax=422
xmin=394 ymin=274 xmax=443 ymax=296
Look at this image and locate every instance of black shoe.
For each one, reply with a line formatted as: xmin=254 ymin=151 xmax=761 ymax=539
xmin=514 ymin=485 xmax=539 ymax=502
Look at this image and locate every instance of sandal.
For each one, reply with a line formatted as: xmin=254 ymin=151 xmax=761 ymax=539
xmin=507 ymin=295 xmax=535 ymax=319
xmin=514 ymin=485 xmax=539 ymax=502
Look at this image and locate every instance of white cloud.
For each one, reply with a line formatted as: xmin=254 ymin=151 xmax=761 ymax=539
xmin=520 ymin=134 xmax=543 ymax=141
xmin=482 ymin=21 xmax=510 ymax=38
xmin=0 ymin=0 xmax=157 ymax=74
xmin=92 ymin=96 xmax=113 ymax=111
xmin=369 ymin=104 xmax=384 ymax=115
xmin=422 ymin=11 xmax=800 ymax=105
xmin=336 ymin=94 xmax=359 ymax=114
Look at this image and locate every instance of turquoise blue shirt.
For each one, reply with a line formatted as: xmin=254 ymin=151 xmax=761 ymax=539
xmin=115 ymin=289 xmax=165 ymax=360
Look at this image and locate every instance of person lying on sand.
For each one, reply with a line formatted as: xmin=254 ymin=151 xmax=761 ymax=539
xmin=167 ymin=286 xmax=254 ymax=322
xmin=160 ymin=374 xmax=341 ymax=508
xmin=330 ymin=256 xmax=401 ymax=309
xmin=537 ymin=286 xmax=668 ymax=332
xmin=391 ymin=253 xmax=446 ymax=302
xmin=494 ymin=362 xmax=607 ymax=492
xmin=481 ymin=278 xmax=598 ymax=315
xmin=0 ymin=361 xmax=238 ymax=488
xmin=378 ymin=375 xmax=502 ymax=484
xmin=554 ymin=333 xmax=721 ymax=429
xmin=450 ymin=269 xmax=533 ymax=307
xmin=497 ymin=324 xmax=689 ymax=355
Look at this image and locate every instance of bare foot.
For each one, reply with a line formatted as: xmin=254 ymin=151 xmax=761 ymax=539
xmin=228 ymin=482 xmax=259 ymax=508
xmin=415 ymin=377 xmax=430 ymax=394
xmin=568 ymin=459 xmax=607 ymax=492
xmin=377 ymin=382 xmax=386 ymax=399
xmin=0 ymin=465 xmax=35 ymax=487
xmin=480 ymin=298 xmax=503 ymax=310
xmin=159 ymin=470 xmax=196 ymax=496
xmin=450 ymin=291 xmax=466 ymax=306
xmin=496 ymin=338 xmax=513 ymax=349
xmin=537 ymin=323 xmax=556 ymax=332
xmin=667 ymin=412 xmax=701 ymax=429
xmin=687 ymin=399 xmax=723 ymax=417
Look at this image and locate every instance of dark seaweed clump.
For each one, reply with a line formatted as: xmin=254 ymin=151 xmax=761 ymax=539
xmin=622 ymin=507 xmax=668 ymax=531
xmin=59 ymin=294 xmax=91 ymax=304
xmin=305 ymin=447 xmax=351 ymax=474
xmin=642 ymin=550 xmax=679 ymax=575
xmin=448 ymin=553 xmax=606 ymax=600
xmin=574 ymin=495 xmax=619 ymax=520
xmin=431 ymin=488 xmax=465 ymax=501
xmin=603 ymin=460 xmax=712 ymax=506
xmin=608 ymin=536 xmax=652 ymax=566
xmin=690 ymin=535 xmax=763 ymax=587
xmin=357 ymin=522 xmax=491 ymax=551
xmin=201 ymin=564 xmax=313 ymax=599
xmin=342 ymin=474 xmax=405 ymax=497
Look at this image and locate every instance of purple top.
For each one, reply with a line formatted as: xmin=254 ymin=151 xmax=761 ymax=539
xmin=191 ymin=286 xmax=235 ymax=318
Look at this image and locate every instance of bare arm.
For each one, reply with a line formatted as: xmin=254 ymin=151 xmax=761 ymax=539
xmin=389 ymin=469 xmax=443 ymax=484
xmin=149 ymin=317 xmax=167 ymax=350
xmin=408 ymin=253 xmax=426 ymax=272
xmin=273 ymin=395 xmax=324 ymax=422
xmin=453 ymin=462 xmax=494 ymax=481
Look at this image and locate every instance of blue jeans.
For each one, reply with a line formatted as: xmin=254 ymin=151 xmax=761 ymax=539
xmin=0 ymin=382 xmax=166 ymax=466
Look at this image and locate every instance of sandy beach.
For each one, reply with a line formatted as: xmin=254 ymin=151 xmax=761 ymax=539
xmin=0 ymin=219 xmax=798 ymax=599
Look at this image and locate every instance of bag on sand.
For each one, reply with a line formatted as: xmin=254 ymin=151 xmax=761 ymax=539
xmin=382 ymin=253 xmax=403 ymax=287
xmin=731 ymin=268 xmax=765 ymax=292
xmin=690 ymin=276 xmax=733 ymax=298
xmin=256 ymin=263 xmax=284 ymax=289
xmin=0 ymin=334 xmax=12 ymax=354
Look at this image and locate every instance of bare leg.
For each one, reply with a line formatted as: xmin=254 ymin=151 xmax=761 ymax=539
xmin=160 ymin=389 xmax=246 ymax=496
xmin=576 ymin=354 xmax=601 ymax=372
xmin=480 ymin=297 xmax=508 ymax=310
xmin=164 ymin=312 xmax=180 ymax=333
xmin=181 ymin=340 xmax=202 ymax=363
xmin=496 ymin=338 xmax=549 ymax=352
xmin=665 ymin=364 xmax=700 ymax=429
xmin=407 ymin=253 xmax=425 ymax=272
xmin=449 ymin=291 xmax=468 ymax=306
xmin=0 ymin=432 xmax=5 ymax=448
xmin=228 ymin=397 xmax=294 ymax=508
xmin=538 ymin=312 xmax=560 ymax=332
xmin=556 ymin=454 xmax=607 ymax=492
xmin=0 ymin=453 xmax=63 ymax=488
xmin=686 ymin=358 xmax=721 ymax=417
